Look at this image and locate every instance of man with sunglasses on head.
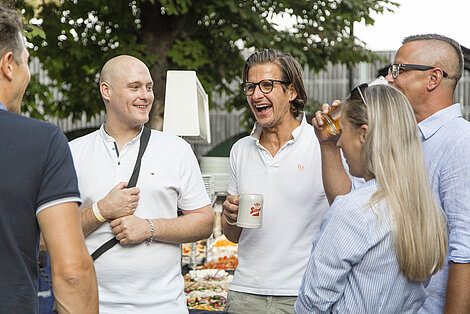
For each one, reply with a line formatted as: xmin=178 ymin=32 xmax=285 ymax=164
xmin=222 ymin=49 xmax=329 ymax=313
xmin=313 ymin=34 xmax=470 ymax=313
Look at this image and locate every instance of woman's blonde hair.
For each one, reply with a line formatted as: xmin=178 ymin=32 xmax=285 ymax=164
xmin=343 ymin=84 xmax=447 ymax=281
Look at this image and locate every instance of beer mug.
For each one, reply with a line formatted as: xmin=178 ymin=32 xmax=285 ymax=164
xmin=236 ymin=193 xmax=263 ymax=229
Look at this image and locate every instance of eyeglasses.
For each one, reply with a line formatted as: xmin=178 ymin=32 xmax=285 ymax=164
xmin=351 ymin=83 xmax=368 ymax=106
xmin=388 ymin=63 xmax=449 ymax=79
xmin=241 ymin=79 xmax=290 ymax=96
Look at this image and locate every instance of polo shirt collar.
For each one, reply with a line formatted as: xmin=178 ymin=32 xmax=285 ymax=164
xmin=99 ymin=123 xmax=144 ymax=144
xmin=0 ymin=102 xmax=7 ymax=111
xmin=418 ymin=103 xmax=462 ymax=140
xmin=250 ymin=112 xmax=307 ymax=141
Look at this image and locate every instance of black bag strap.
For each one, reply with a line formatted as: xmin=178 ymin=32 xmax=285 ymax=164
xmin=91 ymin=127 xmax=151 ymax=261
xmin=127 ymin=127 xmax=151 ymax=188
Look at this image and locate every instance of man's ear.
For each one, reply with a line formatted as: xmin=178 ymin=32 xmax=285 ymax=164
xmin=0 ymin=52 xmax=15 ymax=81
xmin=100 ymin=81 xmax=111 ymax=101
xmin=427 ymin=68 xmax=445 ymax=91
xmin=288 ymin=84 xmax=297 ymax=102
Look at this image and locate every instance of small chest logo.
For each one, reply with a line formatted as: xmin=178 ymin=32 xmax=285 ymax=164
xmin=297 ymin=164 xmax=304 ymax=171
xmin=250 ymin=203 xmax=262 ymax=217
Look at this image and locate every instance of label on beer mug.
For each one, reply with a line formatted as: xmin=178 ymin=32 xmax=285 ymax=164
xmin=237 ymin=193 xmax=263 ymax=229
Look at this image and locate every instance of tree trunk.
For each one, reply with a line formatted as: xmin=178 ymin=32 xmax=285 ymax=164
xmin=139 ymin=2 xmax=187 ymax=130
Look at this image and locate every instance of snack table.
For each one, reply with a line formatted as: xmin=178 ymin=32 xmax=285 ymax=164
xmin=184 ymin=235 xmax=238 ymax=312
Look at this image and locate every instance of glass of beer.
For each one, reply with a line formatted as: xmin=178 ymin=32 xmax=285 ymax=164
xmin=320 ymin=76 xmax=388 ymax=138
xmin=321 ymin=106 xmax=341 ymax=137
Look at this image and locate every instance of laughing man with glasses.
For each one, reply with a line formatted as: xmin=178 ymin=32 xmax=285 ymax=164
xmin=222 ymin=50 xmax=330 ymax=313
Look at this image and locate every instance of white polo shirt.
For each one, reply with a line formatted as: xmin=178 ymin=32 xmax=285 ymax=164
xmin=228 ymin=113 xmax=330 ymax=296
xmin=69 ymin=125 xmax=210 ymax=314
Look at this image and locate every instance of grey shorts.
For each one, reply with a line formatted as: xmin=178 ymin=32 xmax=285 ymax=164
xmin=226 ymin=290 xmax=297 ymax=314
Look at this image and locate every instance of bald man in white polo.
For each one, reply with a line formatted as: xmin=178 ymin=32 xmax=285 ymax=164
xmin=69 ymin=55 xmax=214 ymax=313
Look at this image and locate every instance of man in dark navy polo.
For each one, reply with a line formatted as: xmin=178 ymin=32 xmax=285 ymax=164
xmin=0 ymin=5 xmax=98 ymax=313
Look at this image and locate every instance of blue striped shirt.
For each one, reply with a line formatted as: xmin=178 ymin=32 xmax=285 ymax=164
xmin=418 ymin=104 xmax=470 ymax=313
xmin=295 ymin=179 xmax=427 ymax=313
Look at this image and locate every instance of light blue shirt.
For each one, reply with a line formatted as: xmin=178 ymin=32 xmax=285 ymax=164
xmin=418 ymin=104 xmax=470 ymax=313
xmin=295 ymin=179 xmax=427 ymax=313
xmin=0 ymin=102 xmax=6 ymax=111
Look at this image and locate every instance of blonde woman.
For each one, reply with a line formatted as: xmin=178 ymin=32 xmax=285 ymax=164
xmin=295 ymin=84 xmax=447 ymax=313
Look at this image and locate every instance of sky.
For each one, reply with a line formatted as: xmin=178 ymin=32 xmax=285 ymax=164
xmin=355 ymin=0 xmax=470 ymax=51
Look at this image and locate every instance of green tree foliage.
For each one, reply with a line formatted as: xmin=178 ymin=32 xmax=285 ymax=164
xmin=20 ymin=0 xmax=397 ymax=129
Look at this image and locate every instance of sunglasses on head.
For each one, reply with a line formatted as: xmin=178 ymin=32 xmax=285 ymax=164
xmin=350 ymin=83 xmax=368 ymax=105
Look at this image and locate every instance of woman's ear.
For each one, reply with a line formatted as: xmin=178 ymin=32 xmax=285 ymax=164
xmin=360 ymin=124 xmax=368 ymax=144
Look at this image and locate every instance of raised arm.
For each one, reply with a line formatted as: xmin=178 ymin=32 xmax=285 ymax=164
xmin=318 ymin=141 xmax=351 ymax=205
xmin=313 ymin=101 xmax=352 ymax=204
xmin=38 ymin=202 xmax=98 ymax=313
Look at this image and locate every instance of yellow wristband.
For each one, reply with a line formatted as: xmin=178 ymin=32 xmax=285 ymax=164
xmin=92 ymin=202 xmax=106 ymax=222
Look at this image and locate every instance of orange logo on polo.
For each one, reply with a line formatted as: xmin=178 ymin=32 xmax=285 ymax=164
xmin=298 ymin=164 xmax=304 ymax=170
xmin=250 ymin=203 xmax=262 ymax=217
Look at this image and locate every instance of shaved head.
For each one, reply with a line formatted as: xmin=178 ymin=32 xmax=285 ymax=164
xmin=402 ymin=34 xmax=463 ymax=86
xmin=390 ymin=34 xmax=463 ymax=121
xmin=100 ymin=55 xmax=150 ymax=86
xmin=98 ymin=55 xmax=154 ymax=130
